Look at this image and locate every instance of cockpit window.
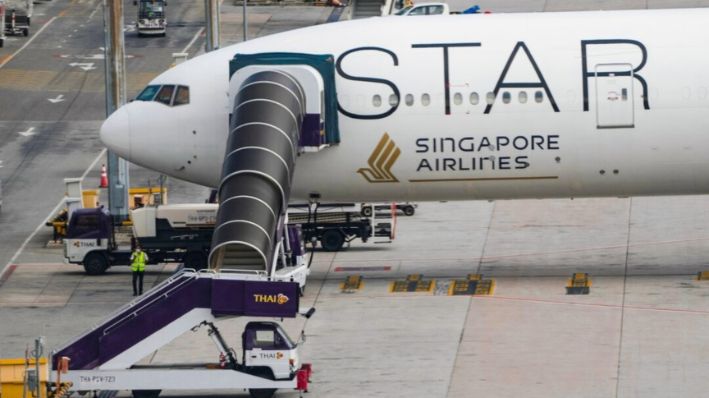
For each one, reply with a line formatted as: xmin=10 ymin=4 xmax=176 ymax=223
xmin=136 ymin=85 xmax=160 ymax=101
xmin=155 ymin=85 xmax=175 ymax=105
xmin=173 ymin=86 xmax=190 ymax=106
xmin=136 ymin=84 xmax=188 ymax=106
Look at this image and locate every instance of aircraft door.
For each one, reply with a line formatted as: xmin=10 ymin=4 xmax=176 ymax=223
xmin=595 ymin=63 xmax=634 ymax=129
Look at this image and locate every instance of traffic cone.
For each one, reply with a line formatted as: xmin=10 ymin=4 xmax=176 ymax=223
xmin=99 ymin=164 xmax=108 ymax=188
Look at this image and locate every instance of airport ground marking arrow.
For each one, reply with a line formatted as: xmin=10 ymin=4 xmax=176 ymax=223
xmin=17 ymin=127 xmax=35 ymax=137
xmin=48 ymin=94 xmax=65 ymax=104
xmin=68 ymin=62 xmax=96 ymax=71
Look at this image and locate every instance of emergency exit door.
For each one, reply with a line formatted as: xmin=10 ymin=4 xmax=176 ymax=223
xmin=595 ymin=63 xmax=635 ymax=129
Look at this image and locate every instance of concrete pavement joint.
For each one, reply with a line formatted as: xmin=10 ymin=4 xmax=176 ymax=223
xmin=615 ymin=198 xmax=634 ymax=398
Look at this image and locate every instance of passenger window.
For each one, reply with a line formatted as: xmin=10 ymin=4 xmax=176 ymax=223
xmin=486 ymin=92 xmax=496 ymax=105
xmin=453 ymin=93 xmax=463 ymax=106
xmin=502 ymin=92 xmax=511 ymax=104
xmin=173 ymin=86 xmax=190 ymax=106
xmin=372 ymin=95 xmax=382 ymax=107
xmin=389 ymin=94 xmax=399 ymax=107
xmin=535 ymin=91 xmax=544 ymax=103
xmin=429 ymin=5 xmax=444 ymax=14
xmin=405 ymin=94 xmax=414 ymax=106
xmin=155 ymin=85 xmax=175 ymax=105
xmin=136 ymin=85 xmax=160 ymax=101
xmin=421 ymin=93 xmax=430 ymax=106
xmin=469 ymin=92 xmax=479 ymax=105
xmin=519 ymin=91 xmax=528 ymax=104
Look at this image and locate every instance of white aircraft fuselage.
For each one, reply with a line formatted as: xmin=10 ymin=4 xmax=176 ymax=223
xmin=100 ymin=9 xmax=709 ymax=202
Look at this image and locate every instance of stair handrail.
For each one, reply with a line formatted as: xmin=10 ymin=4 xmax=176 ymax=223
xmin=52 ymin=269 xmax=200 ymax=352
xmin=102 ymin=271 xmax=202 ymax=336
xmin=215 ymin=268 xmax=268 ymax=278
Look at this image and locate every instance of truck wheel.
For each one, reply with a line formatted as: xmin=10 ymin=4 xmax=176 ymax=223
xmin=132 ymin=390 xmax=161 ymax=398
xmin=183 ymin=251 xmax=207 ymax=270
xmin=402 ymin=205 xmax=415 ymax=216
xmin=22 ymin=28 xmax=28 ymax=37
xmin=248 ymin=389 xmax=276 ymax=398
xmin=321 ymin=230 xmax=344 ymax=252
xmin=83 ymin=252 xmax=108 ymax=275
xmin=249 ymin=369 xmax=276 ymax=398
xmin=360 ymin=205 xmax=372 ymax=217
xmin=0 ymin=39 xmax=4 ymax=48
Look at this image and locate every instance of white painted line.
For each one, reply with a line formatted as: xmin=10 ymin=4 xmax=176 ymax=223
xmin=0 ymin=16 xmax=57 ymax=69
xmin=0 ymin=148 xmax=107 ymax=279
xmin=181 ymin=27 xmax=205 ymax=55
xmin=82 ymin=148 xmax=107 ymax=180
xmin=88 ymin=3 xmax=101 ymax=19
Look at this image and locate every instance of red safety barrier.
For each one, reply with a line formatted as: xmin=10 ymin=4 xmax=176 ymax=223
xmin=297 ymin=363 xmax=313 ymax=391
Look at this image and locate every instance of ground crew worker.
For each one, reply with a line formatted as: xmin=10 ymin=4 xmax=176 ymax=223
xmin=131 ymin=245 xmax=148 ymax=296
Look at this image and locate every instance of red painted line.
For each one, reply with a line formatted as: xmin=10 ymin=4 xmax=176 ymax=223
xmin=334 ymin=266 xmax=392 ymax=272
xmin=0 ymin=264 xmax=18 ymax=287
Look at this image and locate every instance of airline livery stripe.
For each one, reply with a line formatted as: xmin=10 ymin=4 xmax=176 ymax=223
xmin=409 ymin=176 xmax=559 ymax=183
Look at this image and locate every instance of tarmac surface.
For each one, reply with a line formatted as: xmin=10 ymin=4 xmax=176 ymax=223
xmin=3 ymin=1 xmax=709 ymax=398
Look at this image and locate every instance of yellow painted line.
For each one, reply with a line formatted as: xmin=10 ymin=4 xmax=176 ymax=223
xmin=0 ymin=16 xmax=57 ymax=70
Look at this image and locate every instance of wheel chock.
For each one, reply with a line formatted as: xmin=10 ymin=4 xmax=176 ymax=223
xmin=340 ymin=275 xmax=363 ymax=293
xmin=566 ymin=272 xmax=591 ymax=295
xmin=389 ymin=274 xmax=435 ymax=293
xmin=448 ymin=274 xmax=495 ymax=296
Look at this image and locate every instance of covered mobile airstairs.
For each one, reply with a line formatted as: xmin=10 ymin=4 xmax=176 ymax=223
xmin=52 ymin=55 xmax=338 ymax=396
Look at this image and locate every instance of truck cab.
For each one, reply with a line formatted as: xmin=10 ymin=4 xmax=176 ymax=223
xmin=134 ymin=0 xmax=166 ymax=37
xmin=243 ymin=322 xmax=300 ymax=381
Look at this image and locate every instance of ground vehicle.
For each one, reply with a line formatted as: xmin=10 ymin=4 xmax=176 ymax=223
xmin=288 ymin=205 xmax=393 ymax=251
xmin=1 ymin=0 xmax=31 ymax=40
xmin=394 ymin=2 xmax=449 ymax=15
xmin=51 ymin=270 xmax=313 ymax=398
xmin=64 ymin=204 xmax=217 ymax=275
xmin=134 ymin=0 xmax=166 ymax=36
xmin=0 ymin=4 xmax=5 ymax=48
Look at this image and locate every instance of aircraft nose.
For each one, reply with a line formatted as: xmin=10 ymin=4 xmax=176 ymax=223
xmin=100 ymin=107 xmax=131 ymax=159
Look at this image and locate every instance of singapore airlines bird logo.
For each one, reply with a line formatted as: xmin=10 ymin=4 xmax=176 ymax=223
xmin=357 ymin=133 xmax=401 ymax=183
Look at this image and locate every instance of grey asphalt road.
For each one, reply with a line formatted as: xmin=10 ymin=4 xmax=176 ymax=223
xmin=0 ymin=0 xmax=213 ymax=275
xmin=0 ymin=0 xmax=347 ymax=358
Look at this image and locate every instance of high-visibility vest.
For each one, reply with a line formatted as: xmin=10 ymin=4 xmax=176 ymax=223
xmin=131 ymin=251 xmax=146 ymax=272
